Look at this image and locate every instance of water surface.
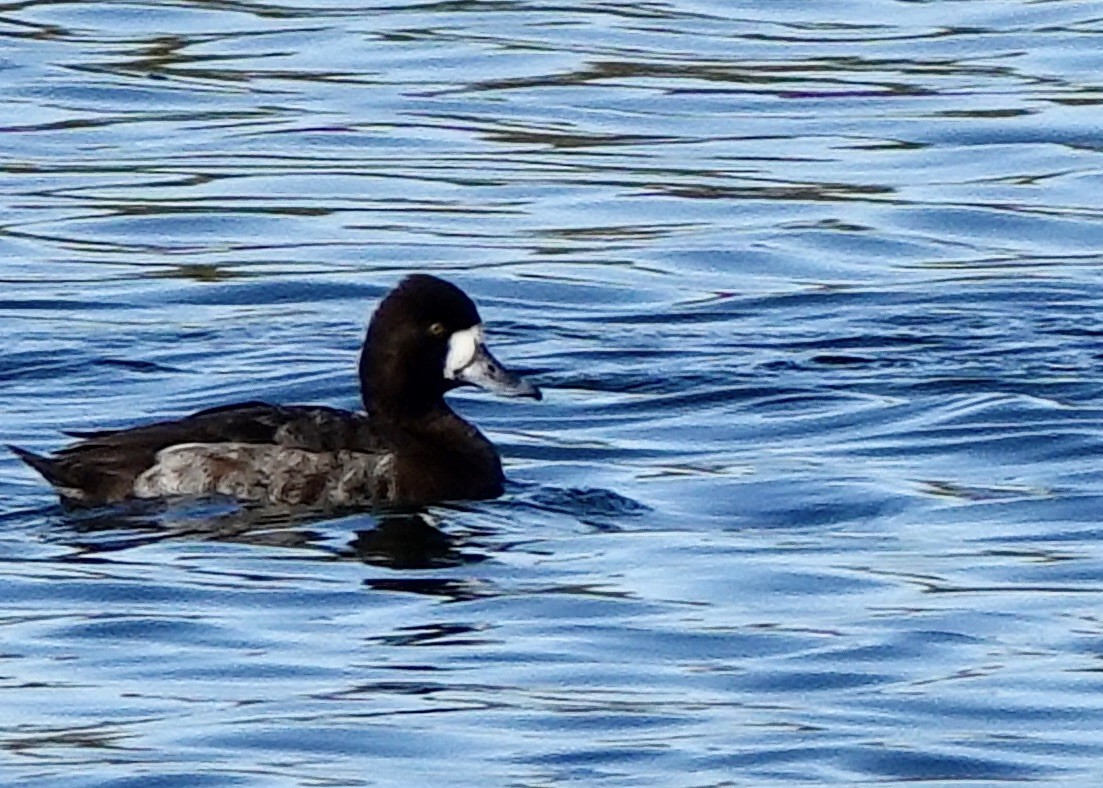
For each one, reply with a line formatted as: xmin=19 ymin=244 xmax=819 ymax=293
xmin=3 ymin=1 xmax=1103 ymax=784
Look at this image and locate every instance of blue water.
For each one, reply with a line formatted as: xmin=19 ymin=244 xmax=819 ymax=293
xmin=3 ymin=1 xmax=1103 ymax=784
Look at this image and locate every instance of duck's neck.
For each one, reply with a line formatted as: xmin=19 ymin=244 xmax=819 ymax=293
xmin=359 ymin=342 xmax=452 ymax=421
xmin=367 ymin=398 xmax=461 ymax=430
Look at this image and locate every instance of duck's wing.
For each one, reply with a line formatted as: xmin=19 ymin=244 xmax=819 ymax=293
xmin=58 ymin=402 xmax=377 ymax=454
xmin=11 ymin=402 xmax=380 ymax=506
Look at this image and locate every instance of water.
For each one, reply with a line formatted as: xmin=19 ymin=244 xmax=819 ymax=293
xmin=3 ymin=0 xmax=1103 ymax=784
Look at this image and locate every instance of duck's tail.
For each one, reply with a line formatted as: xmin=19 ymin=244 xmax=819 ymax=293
xmin=8 ymin=444 xmax=96 ymax=504
xmin=8 ymin=444 xmax=65 ymax=484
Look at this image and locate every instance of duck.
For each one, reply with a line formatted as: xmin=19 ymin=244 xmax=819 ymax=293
xmin=9 ymin=274 xmax=541 ymax=509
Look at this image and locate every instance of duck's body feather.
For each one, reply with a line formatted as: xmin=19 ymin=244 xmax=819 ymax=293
xmin=132 ymin=441 xmax=395 ymax=507
xmin=13 ymin=403 xmax=386 ymax=506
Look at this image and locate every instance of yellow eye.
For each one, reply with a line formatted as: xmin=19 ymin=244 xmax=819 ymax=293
xmin=428 ymin=322 xmax=446 ymax=338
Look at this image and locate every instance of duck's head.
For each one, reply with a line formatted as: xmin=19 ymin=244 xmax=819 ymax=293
xmin=359 ymin=274 xmax=541 ymax=417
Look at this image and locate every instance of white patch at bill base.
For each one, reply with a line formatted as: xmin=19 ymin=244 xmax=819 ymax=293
xmin=444 ymin=324 xmax=484 ymax=380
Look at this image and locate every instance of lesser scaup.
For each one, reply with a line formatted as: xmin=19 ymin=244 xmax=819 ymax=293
xmin=10 ymin=274 xmax=541 ymax=508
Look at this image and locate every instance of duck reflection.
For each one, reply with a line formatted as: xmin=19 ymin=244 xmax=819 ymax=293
xmin=347 ymin=511 xmax=483 ymax=569
xmin=46 ymin=500 xmax=486 ymax=573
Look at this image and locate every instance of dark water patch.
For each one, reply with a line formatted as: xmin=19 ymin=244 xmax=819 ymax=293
xmin=846 ymin=747 xmax=1047 ymax=782
xmin=170 ymin=277 xmax=383 ymax=307
xmin=93 ymin=357 xmax=180 ymax=374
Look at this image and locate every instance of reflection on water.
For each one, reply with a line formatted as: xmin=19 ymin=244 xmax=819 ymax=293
xmin=3 ymin=0 xmax=1103 ymax=785
xmin=42 ymin=499 xmax=493 ymax=572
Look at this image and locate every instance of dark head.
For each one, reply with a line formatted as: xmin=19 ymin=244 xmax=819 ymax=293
xmin=359 ymin=274 xmax=541 ymax=418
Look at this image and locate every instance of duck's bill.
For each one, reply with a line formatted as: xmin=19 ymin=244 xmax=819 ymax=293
xmin=446 ymin=326 xmax=542 ymax=401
